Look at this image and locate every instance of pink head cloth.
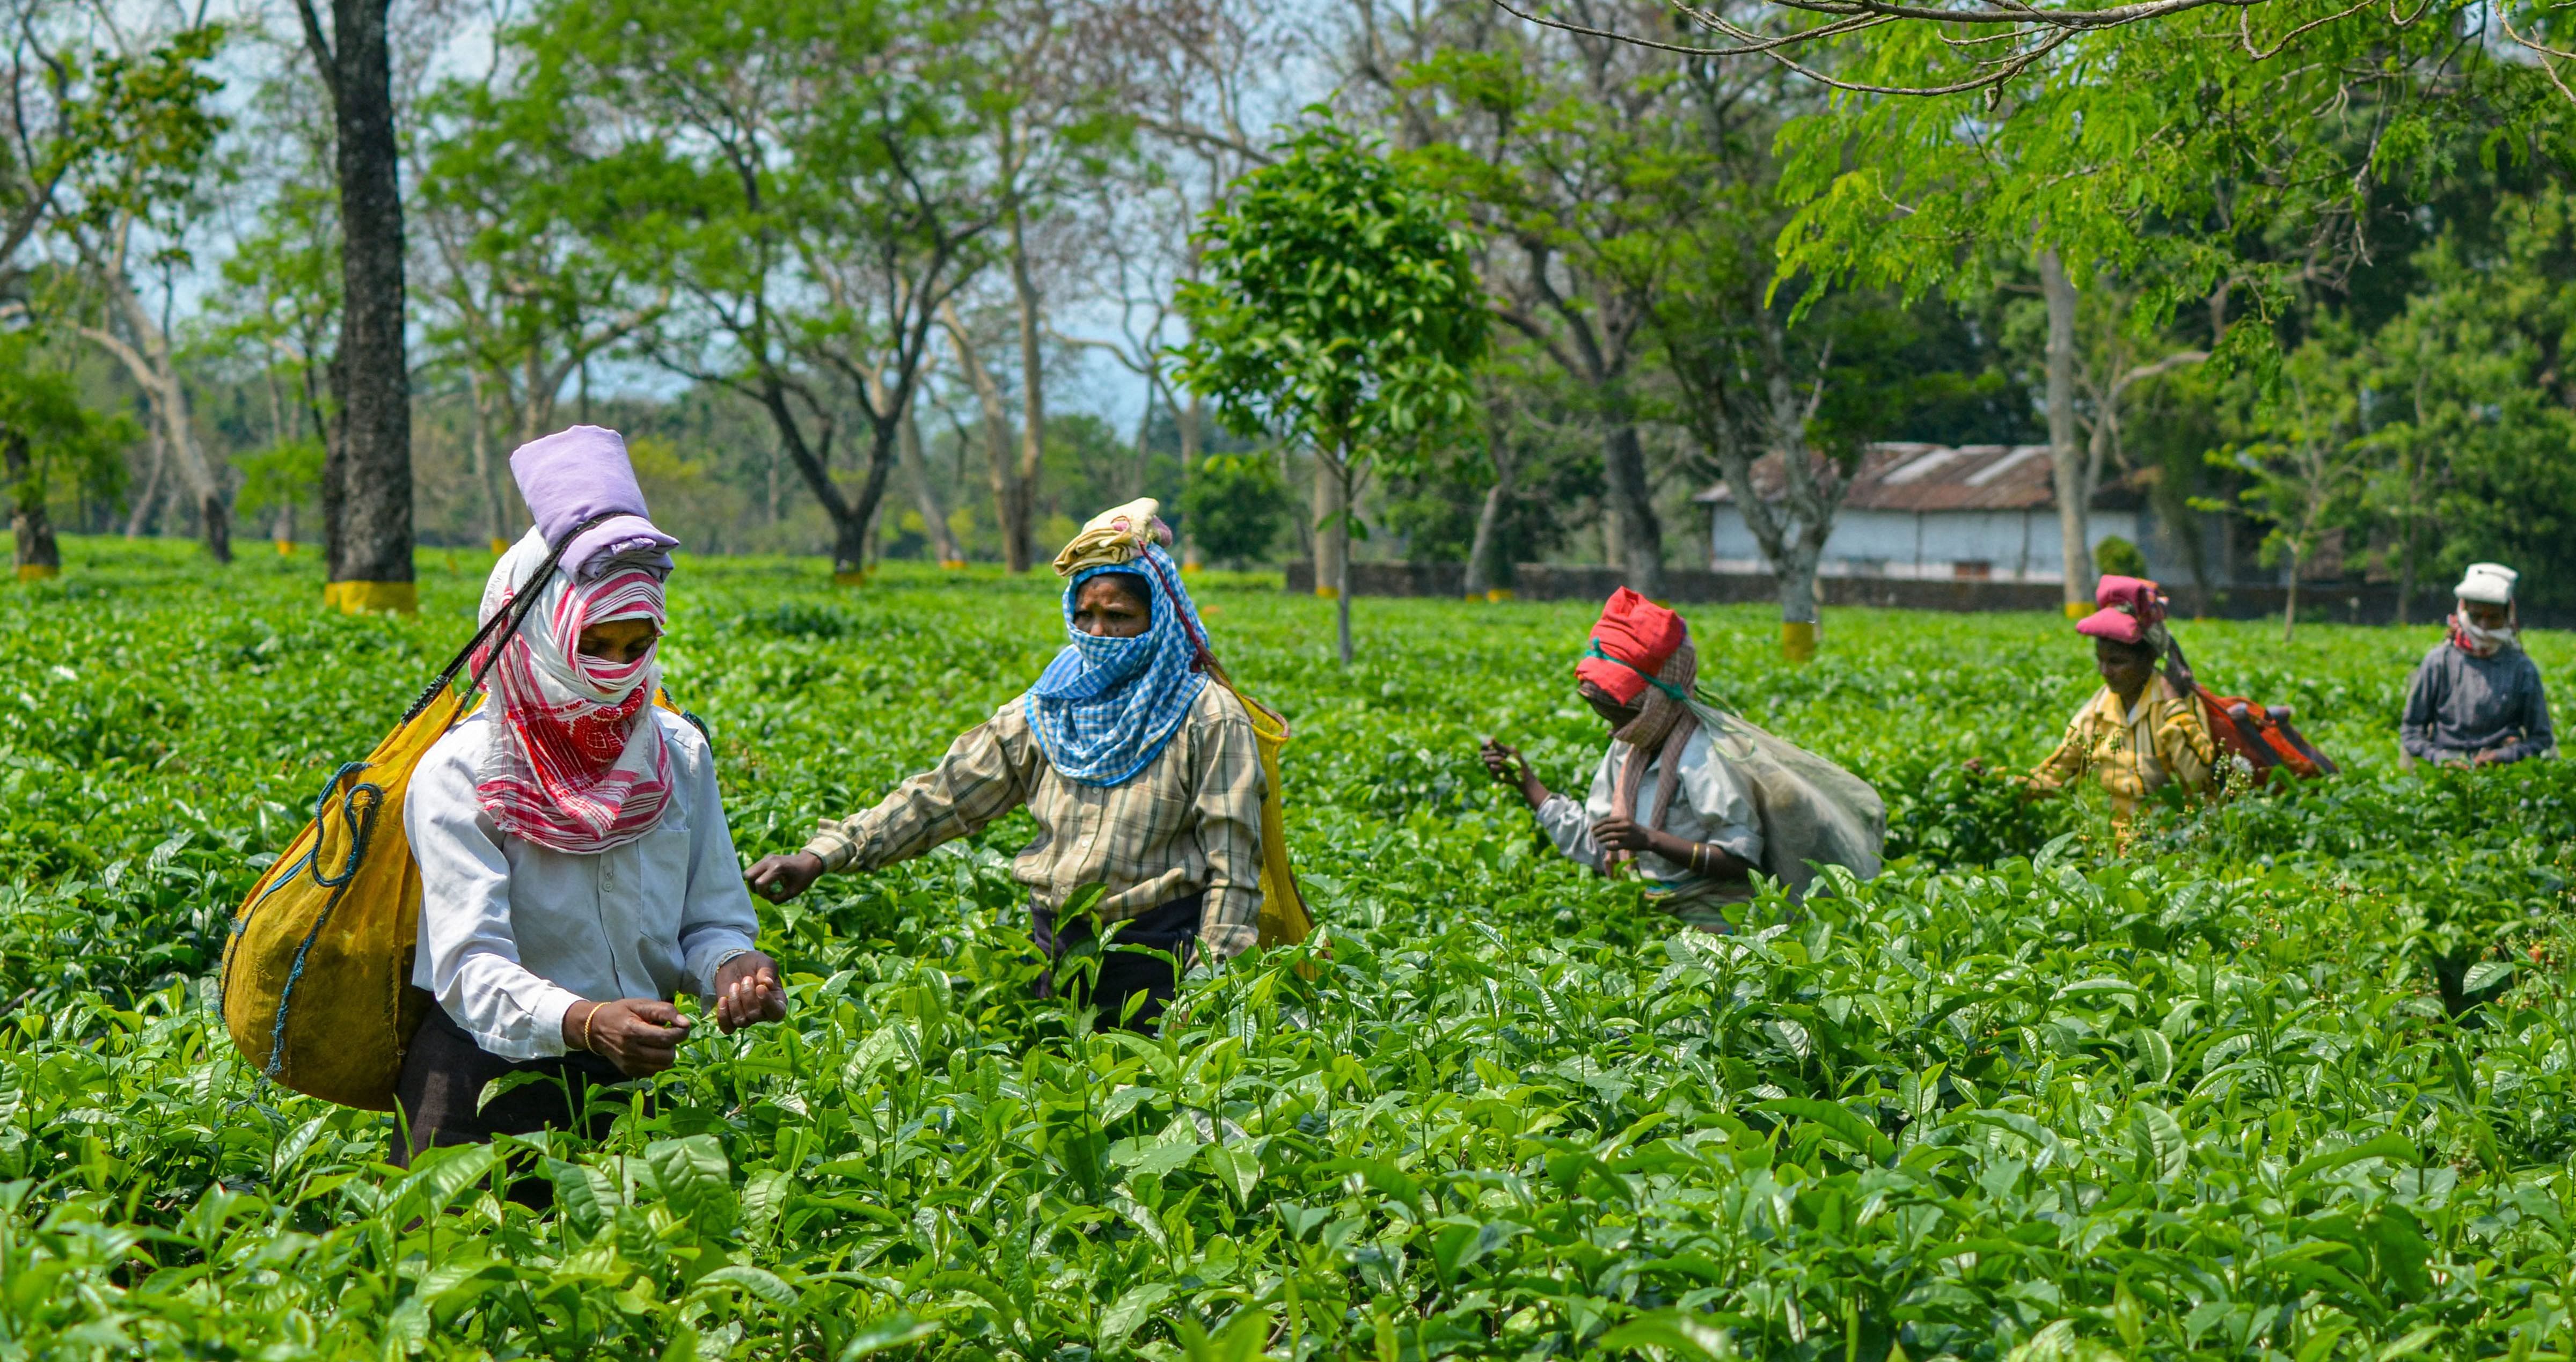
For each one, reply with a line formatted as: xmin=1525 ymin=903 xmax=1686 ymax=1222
xmin=509 ymin=425 xmax=679 ymax=579
xmin=2075 ymin=574 xmax=2165 ymax=647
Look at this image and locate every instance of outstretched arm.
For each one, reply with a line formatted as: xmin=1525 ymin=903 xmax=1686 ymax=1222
xmin=750 ymin=705 xmax=1039 ymax=902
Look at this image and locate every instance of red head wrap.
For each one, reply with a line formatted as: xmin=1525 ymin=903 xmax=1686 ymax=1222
xmin=1576 ymin=587 xmax=1689 ymax=705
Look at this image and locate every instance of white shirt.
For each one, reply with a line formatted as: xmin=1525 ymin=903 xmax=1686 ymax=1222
xmin=1535 ymin=726 xmax=1763 ymax=897
xmin=406 ymin=707 xmax=760 ymax=1058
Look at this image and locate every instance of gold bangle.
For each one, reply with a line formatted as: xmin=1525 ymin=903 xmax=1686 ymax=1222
xmin=581 ymin=1002 xmax=601 ymax=1053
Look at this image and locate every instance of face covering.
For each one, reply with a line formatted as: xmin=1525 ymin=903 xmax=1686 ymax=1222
xmin=2449 ymin=605 xmax=2518 ymax=659
xmin=471 ymin=530 xmax=675 ymax=852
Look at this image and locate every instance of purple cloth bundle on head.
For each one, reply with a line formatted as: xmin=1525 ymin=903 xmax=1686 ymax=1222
xmin=509 ymin=426 xmax=679 ymax=579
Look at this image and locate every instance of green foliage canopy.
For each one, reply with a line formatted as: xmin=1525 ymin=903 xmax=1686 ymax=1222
xmin=1175 ymin=122 xmax=1489 ymax=470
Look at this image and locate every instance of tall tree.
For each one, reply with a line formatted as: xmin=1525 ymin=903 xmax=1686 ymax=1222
xmin=1357 ymin=0 xmax=1695 ymax=594
xmin=418 ymin=68 xmax=670 ymax=551
xmin=2 ymin=333 xmax=133 ymax=579
xmin=528 ymin=0 xmax=999 ymax=582
xmin=1094 ymin=0 xmax=1296 ymax=569
xmin=296 ymin=0 xmax=414 ymax=611
xmin=45 ymin=29 xmax=226 ymax=563
xmin=1177 ymin=123 xmax=1488 ymax=664
xmin=2206 ymin=337 xmax=2372 ymax=641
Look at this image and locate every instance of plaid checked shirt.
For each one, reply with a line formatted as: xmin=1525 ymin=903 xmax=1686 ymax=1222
xmin=2028 ymin=684 xmax=2218 ymax=821
xmin=801 ymin=683 xmax=1267 ymax=960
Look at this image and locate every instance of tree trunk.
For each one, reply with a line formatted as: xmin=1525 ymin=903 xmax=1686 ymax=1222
xmin=1777 ymin=543 xmax=1821 ymax=663
xmin=125 ymin=431 xmax=167 ymax=538
xmin=1464 ymin=408 xmax=1513 ymax=599
xmin=1006 ymin=194 xmax=1045 ymax=573
xmin=199 ymin=489 xmax=232 ymax=563
xmin=2041 ymin=250 xmax=2089 ymax=614
xmin=1312 ymin=450 xmax=1346 ymax=603
xmin=6 ymin=431 xmax=60 ymax=577
xmin=86 ymin=272 xmax=230 ymax=562
xmin=1601 ymin=418 xmax=1664 ymax=597
xmin=1335 ymin=455 xmax=1355 ymax=665
xmin=2395 ymin=520 xmax=2415 ymax=628
xmin=308 ymin=0 xmax=414 ymax=608
xmin=320 ymin=362 xmax=346 ymax=569
xmin=1130 ymin=387 xmax=1156 ymax=499
xmin=897 ymin=403 xmax=962 ymax=565
xmin=758 ymin=375 xmax=899 ymax=583
xmin=943 ymin=309 xmax=1025 ymax=570
xmin=467 ymin=371 xmax=508 ymax=551
xmin=1178 ymin=393 xmax=1204 ymax=570
xmin=2282 ymin=543 xmax=2300 ymax=642
xmin=272 ymin=499 xmax=295 ymax=553
xmin=832 ymin=509 xmax=870 ymax=585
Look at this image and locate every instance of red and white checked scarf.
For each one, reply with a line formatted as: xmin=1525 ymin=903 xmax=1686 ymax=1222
xmin=471 ymin=534 xmax=672 ymax=853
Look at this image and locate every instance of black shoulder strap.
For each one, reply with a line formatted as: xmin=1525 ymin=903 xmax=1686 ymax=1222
xmin=396 ymin=513 xmax=623 ymax=724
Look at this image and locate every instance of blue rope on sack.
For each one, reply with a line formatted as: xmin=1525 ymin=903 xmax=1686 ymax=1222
xmin=309 ymin=761 xmax=381 ymax=889
xmin=266 ymin=761 xmax=384 ymax=1078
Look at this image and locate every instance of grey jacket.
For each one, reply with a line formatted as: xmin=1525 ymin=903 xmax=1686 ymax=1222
xmin=2401 ymin=642 xmax=2555 ymax=764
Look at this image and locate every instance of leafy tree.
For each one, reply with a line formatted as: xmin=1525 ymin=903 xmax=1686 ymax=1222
xmin=416 ymin=64 xmax=672 ymax=551
xmin=197 ymin=163 xmax=338 ymax=555
xmin=2352 ymin=186 xmax=2576 ymax=610
xmin=1179 ymin=452 xmax=1290 ymax=568
xmin=1385 ymin=16 xmax=1710 ymax=597
xmin=523 ymin=0 xmax=1001 ymax=583
xmin=32 ymin=24 xmax=229 ymax=562
xmin=1176 ymin=121 xmax=1488 ymax=664
xmin=232 ymin=438 xmax=326 ymax=552
xmin=1 ymin=335 xmax=137 ymax=579
xmin=2202 ymin=329 xmax=2374 ymax=640
xmin=2092 ymin=536 xmax=2149 ymax=580
xmin=1755 ymin=0 xmax=2537 ymax=609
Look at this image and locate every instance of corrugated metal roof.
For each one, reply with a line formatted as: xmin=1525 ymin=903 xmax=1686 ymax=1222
xmin=1694 ymin=442 xmax=2140 ymax=512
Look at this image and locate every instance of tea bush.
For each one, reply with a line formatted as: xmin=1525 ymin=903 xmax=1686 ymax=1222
xmin=3 ymin=538 xmax=2573 ymax=1360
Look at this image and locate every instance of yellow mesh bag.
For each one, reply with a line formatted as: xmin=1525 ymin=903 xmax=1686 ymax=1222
xmin=219 ymin=692 xmax=455 ymax=1109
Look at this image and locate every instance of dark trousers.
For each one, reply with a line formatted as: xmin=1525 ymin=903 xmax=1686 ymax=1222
xmin=391 ymin=1006 xmax=628 ymax=1209
xmin=1030 ymin=891 xmax=1203 ymax=1032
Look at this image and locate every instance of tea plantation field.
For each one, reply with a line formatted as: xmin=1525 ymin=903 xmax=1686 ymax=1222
xmin=4 ymin=537 xmax=2575 ymax=1361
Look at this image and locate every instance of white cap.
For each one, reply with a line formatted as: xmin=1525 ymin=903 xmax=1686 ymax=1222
xmin=2456 ymin=562 xmax=2518 ymax=606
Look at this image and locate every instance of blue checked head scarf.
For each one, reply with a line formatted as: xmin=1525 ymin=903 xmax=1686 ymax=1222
xmin=1025 ymin=541 xmax=1211 ymax=786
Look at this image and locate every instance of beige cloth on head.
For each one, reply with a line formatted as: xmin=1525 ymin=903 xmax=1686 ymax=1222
xmin=1052 ymin=497 xmax=1175 ymax=578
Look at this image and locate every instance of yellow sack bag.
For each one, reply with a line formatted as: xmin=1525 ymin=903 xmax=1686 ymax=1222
xmin=1226 ymin=683 xmax=1311 ymax=950
xmin=219 ymin=691 xmax=458 ymax=1109
xmin=221 ymin=515 xmax=658 ymax=1109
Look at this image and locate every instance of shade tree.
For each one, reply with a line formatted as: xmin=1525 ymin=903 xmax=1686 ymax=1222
xmin=1 ymin=332 xmax=136 ymax=578
xmin=295 ymin=0 xmax=416 ymax=608
xmin=521 ymin=0 xmax=1001 ymax=582
xmin=1176 ymin=121 xmax=1488 ymax=664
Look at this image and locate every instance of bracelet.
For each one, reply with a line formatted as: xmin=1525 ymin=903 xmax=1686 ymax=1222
xmin=581 ymin=1002 xmax=601 ymax=1053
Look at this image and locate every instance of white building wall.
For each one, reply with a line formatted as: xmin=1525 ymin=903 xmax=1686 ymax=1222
xmin=1708 ymin=506 xmax=2143 ymax=583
